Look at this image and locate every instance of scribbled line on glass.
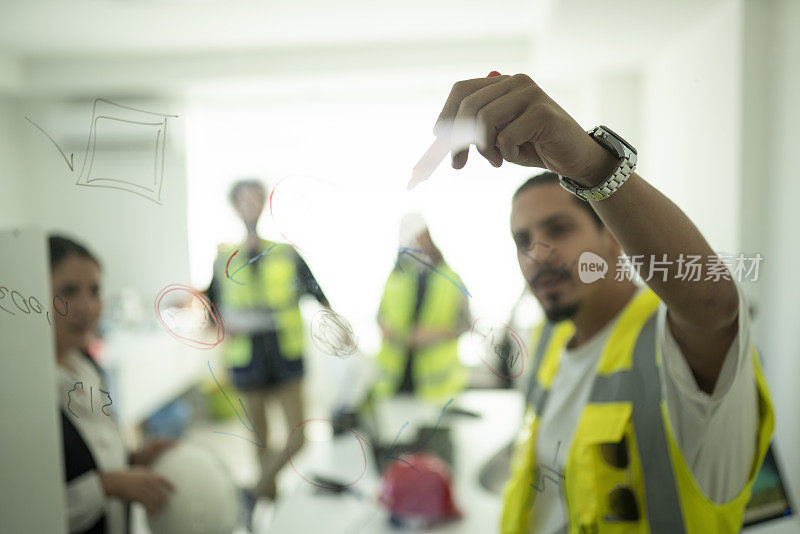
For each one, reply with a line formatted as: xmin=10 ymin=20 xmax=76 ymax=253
xmin=310 ymin=309 xmax=359 ymax=358
xmin=66 ymin=382 xmax=112 ymax=418
xmin=384 ymin=397 xmax=454 ymax=473
xmin=493 ymin=335 xmax=520 ymax=368
xmin=531 ymin=440 xmax=565 ymax=493
xmin=224 ymin=243 xmax=277 ymax=286
xmin=287 ymin=418 xmax=369 ymax=491
xmin=521 ymin=240 xmax=580 ymax=282
xmin=394 ymin=247 xmax=471 ymax=297
xmin=206 ymin=361 xmax=266 ymax=448
xmin=25 ymin=99 xmax=178 ymax=205
xmin=0 ymin=285 xmax=68 ymax=326
xmin=154 ymin=284 xmax=224 ymax=350
xmin=288 ymin=398 xmax=454 ymax=490
xmin=470 ymin=318 xmax=527 ymax=380
xmin=154 ymin=283 xmax=262 ymax=447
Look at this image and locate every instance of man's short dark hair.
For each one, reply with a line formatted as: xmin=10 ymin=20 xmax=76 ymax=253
xmin=229 ymin=179 xmax=267 ymax=206
xmin=513 ymin=171 xmax=604 ymax=228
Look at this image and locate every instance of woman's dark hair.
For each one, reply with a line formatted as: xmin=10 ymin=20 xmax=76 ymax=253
xmin=48 ymin=235 xmax=102 ymax=270
xmin=513 ymin=171 xmax=604 ymax=229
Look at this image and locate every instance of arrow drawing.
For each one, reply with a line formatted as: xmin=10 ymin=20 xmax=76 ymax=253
xmin=207 ymin=360 xmax=266 ymax=448
xmin=25 ymin=116 xmax=74 ymax=171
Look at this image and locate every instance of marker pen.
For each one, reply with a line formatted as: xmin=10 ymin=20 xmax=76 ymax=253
xmin=407 ymin=71 xmax=502 ymax=190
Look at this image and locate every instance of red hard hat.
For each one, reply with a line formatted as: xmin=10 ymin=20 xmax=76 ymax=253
xmin=379 ymin=452 xmax=461 ymax=525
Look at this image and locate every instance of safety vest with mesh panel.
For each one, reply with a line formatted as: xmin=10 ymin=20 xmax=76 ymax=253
xmin=501 ymin=288 xmax=774 ymax=534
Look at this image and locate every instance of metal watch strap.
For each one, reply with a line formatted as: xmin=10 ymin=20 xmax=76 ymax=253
xmin=558 ymin=125 xmax=637 ymax=202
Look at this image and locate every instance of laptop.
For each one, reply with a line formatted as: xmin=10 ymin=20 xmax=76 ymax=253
xmin=743 ymin=444 xmax=794 ymax=528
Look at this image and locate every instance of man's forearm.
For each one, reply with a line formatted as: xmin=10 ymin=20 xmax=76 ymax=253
xmin=584 ymin=169 xmax=738 ymax=330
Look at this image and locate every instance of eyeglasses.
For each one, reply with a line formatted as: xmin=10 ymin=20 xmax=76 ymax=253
xmin=599 ymin=436 xmax=640 ymax=522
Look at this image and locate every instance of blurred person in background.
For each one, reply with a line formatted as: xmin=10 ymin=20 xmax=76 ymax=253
xmin=372 ymin=213 xmax=470 ymax=402
xmin=52 ymin=235 xmax=175 ymax=534
xmin=207 ymin=179 xmax=330 ymax=502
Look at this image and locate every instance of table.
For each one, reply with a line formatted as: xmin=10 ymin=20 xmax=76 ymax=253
xmin=267 ymin=389 xmax=524 ymax=534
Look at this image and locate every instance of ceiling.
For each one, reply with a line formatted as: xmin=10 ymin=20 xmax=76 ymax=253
xmin=0 ymin=0 xmax=546 ymax=56
xmin=0 ymin=0 xmax=725 ymax=97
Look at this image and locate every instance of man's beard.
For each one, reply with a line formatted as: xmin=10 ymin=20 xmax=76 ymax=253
xmin=531 ymin=261 xmax=579 ymax=322
xmin=543 ymin=300 xmax=580 ymax=322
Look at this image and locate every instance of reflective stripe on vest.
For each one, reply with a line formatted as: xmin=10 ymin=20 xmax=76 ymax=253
xmin=627 ymin=315 xmax=685 ymax=533
xmin=502 ymin=288 xmax=774 ymax=534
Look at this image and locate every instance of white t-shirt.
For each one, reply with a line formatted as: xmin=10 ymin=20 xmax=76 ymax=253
xmin=58 ymin=349 xmax=128 ymax=534
xmin=529 ymin=282 xmax=758 ymax=533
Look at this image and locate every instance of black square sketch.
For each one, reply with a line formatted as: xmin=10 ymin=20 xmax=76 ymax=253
xmin=75 ymin=99 xmax=178 ymax=204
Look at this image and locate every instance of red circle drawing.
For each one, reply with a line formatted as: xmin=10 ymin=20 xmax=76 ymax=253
xmin=154 ymin=284 xmax=225 ymax=350
xmin=286 ymin=418 xmax=368 ymax=490
xmin=470 ymin=318 xmax=527 ymax=380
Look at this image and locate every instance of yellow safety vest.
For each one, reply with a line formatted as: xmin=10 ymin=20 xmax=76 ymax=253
xmin=373 ymin=261 xmax=468 ymax=402
xmin=501 ymin=288 xmax=774 ymax=534
xmin=215 ymin=240 xmax=305 ymax=367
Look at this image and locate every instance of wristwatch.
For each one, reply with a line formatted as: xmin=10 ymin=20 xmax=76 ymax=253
xmin=558 ymin=125 xmax=637 ymax=202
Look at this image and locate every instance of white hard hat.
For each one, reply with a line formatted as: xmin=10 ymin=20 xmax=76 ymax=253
xmin=398 ymin=212 xmax=428 ymax=248
xmin=148 ymin=443 xmax=239 ymax=534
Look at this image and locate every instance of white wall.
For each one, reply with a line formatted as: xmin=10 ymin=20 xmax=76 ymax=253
xmin=748 ymin=0 xmax=800 ymax=512
xmin=0 ymin=94 xmax=29 ymax=229
xmin=532 ymin=0 xmax=741 ymax=259
xmin=635 ymin=0 xmax=800 ymax=515
xmin=639 ymin=0 xmax=743 ymax=255
xmin=638 ymin=0 xmax=800 ymax=520
xmin=0 ymin=228 xmax=67 ymax=534
xmin=19 ymin=97 xmax=190 ymax=311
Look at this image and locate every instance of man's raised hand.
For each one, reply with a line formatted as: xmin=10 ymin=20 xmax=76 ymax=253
xmin=433 ymin=73 xmax=617 ymax=187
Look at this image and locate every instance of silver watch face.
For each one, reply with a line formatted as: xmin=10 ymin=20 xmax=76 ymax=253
xmin=559 ymin=125 xmax=637 ymax=202
xmin=596 ymin=125 xmax=637 ymax=156
xmin=558 ymin=176 xmax=580 ymax=194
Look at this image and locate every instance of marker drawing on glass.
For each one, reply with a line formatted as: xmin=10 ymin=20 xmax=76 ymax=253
xmin=530 ymin=440 xmax=565 ymax=493
xmin=395 ymin=247 xmax=471 ymax=297
xmin=66 ymin=382 xmax=113 ymax=418
xmin=24 ymin=116 xmax=75 ymax=171
xmin=0 ymin=285 xmax=68 ymax=326
xmin=286 ymin=418 xmax=369 ymax=491
xmin=207 ymin=361 xmax=266 ymax=448
xmin=470 ymin=318 xmax=526 ymax=380
xmin=384 ymin=397 xmax=454 ymax=473
xmin=27 ymin=98 xmax=178 ymax=204
xmin=225 ymin=243 xmax=278 ymax=286
xmin=154 ymin=283 xmax=224 ymax=350
xmin=310 ymin=309 xmax=358 ymax=358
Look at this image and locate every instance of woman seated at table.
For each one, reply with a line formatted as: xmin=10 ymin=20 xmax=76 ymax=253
xmin=51 ymin=235 xmax=175 ymax=534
